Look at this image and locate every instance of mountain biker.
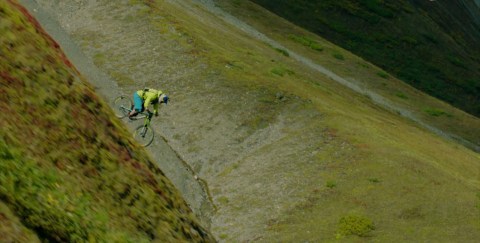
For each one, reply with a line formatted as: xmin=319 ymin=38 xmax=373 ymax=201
xmin=128 ymin=88 xmax=169 ymax=118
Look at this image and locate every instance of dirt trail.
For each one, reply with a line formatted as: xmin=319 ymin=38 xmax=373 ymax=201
xmin=19 ymin=1 xmax=329 ymax=240
xmin=19 ymin=0 xmax=215 ymax=226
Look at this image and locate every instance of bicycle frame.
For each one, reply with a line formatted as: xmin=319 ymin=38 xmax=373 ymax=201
xmin=138 ymin=113 xmax=152 ymax=138
xmin=114 ymin=95 xmax=155 ymax=147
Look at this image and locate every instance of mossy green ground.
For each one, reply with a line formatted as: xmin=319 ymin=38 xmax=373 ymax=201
xmin=0 ymin=1 xmax=213 ymax=241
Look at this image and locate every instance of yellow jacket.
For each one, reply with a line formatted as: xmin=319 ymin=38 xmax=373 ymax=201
xmin=136 ymin=89 xmax=163 ymax=115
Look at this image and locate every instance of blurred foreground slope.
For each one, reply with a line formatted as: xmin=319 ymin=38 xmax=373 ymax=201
xmin=0 ymin=1 xmax=213 ymax=241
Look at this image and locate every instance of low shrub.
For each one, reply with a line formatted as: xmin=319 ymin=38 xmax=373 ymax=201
xmin=326 ymin=181 xmax=337 ymax=189
xmin=274 ymin=47 xmax=290 ymax=57
xmin=333 ymin=52 xmax=345 ymax=60
xmin=424 ymin=108 xmax=452 ymax=117
xmin=337 ymin=214 xmax=375 ymax=238
xmin=271 ymin=66 xmax=295 ymax=76
xmin=377 ymin=71 xmax=389 ymax=79
xmin=395 ymin=92 xmax=408 ymax=99
xmin=289 ymin=34 xmax=323 ymax=51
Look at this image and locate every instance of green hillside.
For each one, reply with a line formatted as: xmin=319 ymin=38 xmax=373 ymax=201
xmin=251 ymin=0 xmax=480 ymax=117
xmin=0 ymin=1 xmax=213 ymax=241
xmin=9 ymin=0 xmax=480 ymax=241
xmin=215 ymin=0 xmax=480 ymax=152
xmin=36 ymin=0 xmax=480 ymax=241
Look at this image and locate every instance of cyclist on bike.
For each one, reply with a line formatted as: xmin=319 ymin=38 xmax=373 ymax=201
xmin=128 ymin=88 xmax=169 ymax=118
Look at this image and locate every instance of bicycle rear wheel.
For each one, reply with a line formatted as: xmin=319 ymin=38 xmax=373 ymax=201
xmin=133 ymin=124 xmax=155 ymax=147
xmin=113 ymin=95 xmax=132 ymax=118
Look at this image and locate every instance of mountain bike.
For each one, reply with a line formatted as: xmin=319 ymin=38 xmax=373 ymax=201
xmin=113 ymin=95 xmax=155 ymax=147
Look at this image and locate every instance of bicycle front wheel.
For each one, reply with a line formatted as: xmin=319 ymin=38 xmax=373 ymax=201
xmin=133 ymin=125 xmax=155 ymax=147
xmin=113 ymin=95 xmax=132 ymax=118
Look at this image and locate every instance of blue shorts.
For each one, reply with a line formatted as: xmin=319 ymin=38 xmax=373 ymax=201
xmin=133 ymin=92 xmax=144 ymax=112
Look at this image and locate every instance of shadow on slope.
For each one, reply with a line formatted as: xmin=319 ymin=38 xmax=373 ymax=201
xmin=251 ymin=0 xmax=480 ymax=117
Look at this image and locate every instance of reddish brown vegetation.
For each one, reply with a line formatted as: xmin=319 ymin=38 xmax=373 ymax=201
xmin=7 ymin=0 xmax=75 ymax=69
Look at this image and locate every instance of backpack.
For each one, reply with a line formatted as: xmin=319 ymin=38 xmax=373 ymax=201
xmin=141 ymin=88 xmax=160 ymax=102
xmin=141 ymin=88 xmax=154 ymax=98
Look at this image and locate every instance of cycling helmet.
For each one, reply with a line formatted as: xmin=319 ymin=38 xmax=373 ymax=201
xmin=160 ymin=94 xmax=169 ymax=104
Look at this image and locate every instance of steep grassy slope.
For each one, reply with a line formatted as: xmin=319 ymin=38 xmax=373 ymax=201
xmin=251 ymin=0 xmax=480 ymax=117
xmin=0 ymin=1 xmax=213 ymax=241
xmin=31 ymin=0 xmax=480 ymax=242
xmin=216 ymin=0 xmax=480 ymax=151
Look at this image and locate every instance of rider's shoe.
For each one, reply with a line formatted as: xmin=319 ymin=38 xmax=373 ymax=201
xmin=128 ymin=112 xmax=138 ymax=120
